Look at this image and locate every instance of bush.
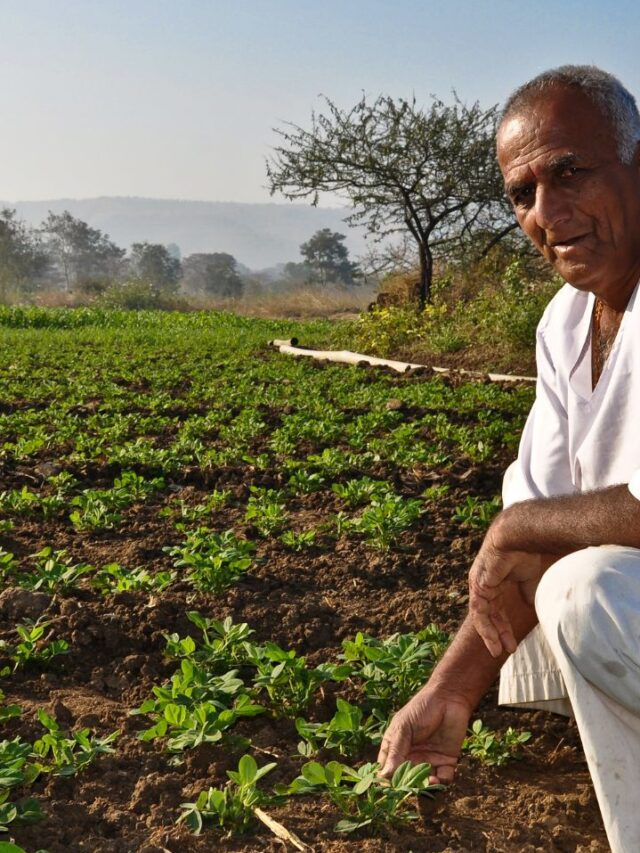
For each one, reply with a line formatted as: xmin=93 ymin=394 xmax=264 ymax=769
xmin=102 ymin=280 xmax=188 ymax=311
xmin=352 ymin=254 xmax=561 ymax=371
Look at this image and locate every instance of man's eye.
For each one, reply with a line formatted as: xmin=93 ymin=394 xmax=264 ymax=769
xmin=560 ymin=166 xmax=580 ymax=178
xmin=512 ymin=187 xmax=533 ymax=206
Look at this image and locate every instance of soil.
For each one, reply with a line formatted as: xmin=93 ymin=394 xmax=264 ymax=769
xmin=0 ymin=389 xmax=608 ymax=853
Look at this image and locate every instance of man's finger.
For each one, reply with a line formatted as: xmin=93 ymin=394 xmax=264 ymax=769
xmin=378 ymin=726 xmax=411 ymax=778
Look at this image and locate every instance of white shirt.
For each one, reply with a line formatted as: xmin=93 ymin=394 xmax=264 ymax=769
xmin=499 ymin=280 xmax=640 ymax=715
xmin=503 ymin=281 xmax=640 ymax=507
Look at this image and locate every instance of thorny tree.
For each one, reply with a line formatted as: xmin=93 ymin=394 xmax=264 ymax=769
xmin=267 ymin=94 xmax=517 ymax=306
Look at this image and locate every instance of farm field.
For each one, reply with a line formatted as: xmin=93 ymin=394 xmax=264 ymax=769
xmin=0 ymin=307 xmax=607 ymax=852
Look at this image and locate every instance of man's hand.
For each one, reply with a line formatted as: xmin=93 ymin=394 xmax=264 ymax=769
xmin=468 ymin=517 xmax=545 ymax=658
xmin=377 ymin=685 xmax=472 ymax=783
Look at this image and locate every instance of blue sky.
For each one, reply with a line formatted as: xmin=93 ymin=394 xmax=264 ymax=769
xmin=1 ymin=0 xmax=639 ymax=203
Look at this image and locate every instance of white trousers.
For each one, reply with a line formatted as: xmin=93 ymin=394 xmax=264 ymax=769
xmin=499 ymin=545 xmax=640 ymax=853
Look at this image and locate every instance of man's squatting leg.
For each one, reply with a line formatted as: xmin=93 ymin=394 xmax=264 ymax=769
xmin=534 ymin=545 xmax=640 ymax=853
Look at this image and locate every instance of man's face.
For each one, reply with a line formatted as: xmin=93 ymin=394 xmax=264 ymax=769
xmin=497 ymin=85 xmax=640 ymax=300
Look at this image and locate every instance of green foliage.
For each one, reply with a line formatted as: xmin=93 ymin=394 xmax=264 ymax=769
xmin=332 ymin=477 xmax=391 ymax=508
xmin=340 ymin=626 xmax=450 ymax=714
xmin=282 ymin=759 xmax=440 ymax=834
xmin=280 ymin=529 xmax=317 ymax=551
xmin=347 ymin=494 xmax=424 ymax=550
xmin=15 ymin=548 xmax=92 ymax=593
xmin=165 ymin=529 xmax=255 ymax=592
xmin=296 ymin=698 xmax=385 ymax=758
xmin=170 ymin=612 xmax=256 ymax=669
xmin=91 ymin=562 xmax=175 ymax=594
xmin=0 ymin=793 xmax=44 ymax=834
xmin=299 ymin=229 xmax=359 ymax=286
xmin=452 ymin=495 xmax=502 ymax=530
xmin=179 ymin=754 xmax=277 ymax=835
xmin=0 ymin=619 xmax=69 ymax=673
xmin=244 ymin=487 xmax=288 ymax=536
xmin=462 ymin=719 xmax=532 ymax=766
xmin=247 ymin=642 xmax=348 ymax=718
xmin=31 ymin=710 xmax=119 ymax=776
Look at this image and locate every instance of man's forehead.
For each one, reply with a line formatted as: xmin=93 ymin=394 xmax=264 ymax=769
xmin=497 ymin=87 xmax=614 ymax=161
xmin=497 ymin=96 xmax=617 ymax=183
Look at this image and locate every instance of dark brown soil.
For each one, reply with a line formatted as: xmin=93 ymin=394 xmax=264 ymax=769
xmin=0 ymin=447 xmax=608 ymax=853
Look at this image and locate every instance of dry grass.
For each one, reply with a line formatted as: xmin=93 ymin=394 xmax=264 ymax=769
xmin=26 ymin=285 xmax=377 ymax=319
xmin=193 ymin=285 xmax=377 ymax=318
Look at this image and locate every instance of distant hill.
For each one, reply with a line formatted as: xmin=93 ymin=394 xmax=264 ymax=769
xmin=3 ymin=197 xmax=369 ymax=271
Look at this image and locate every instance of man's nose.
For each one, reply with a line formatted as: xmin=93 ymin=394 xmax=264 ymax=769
xmin=534 ymin=184 xmax=572 ymax=231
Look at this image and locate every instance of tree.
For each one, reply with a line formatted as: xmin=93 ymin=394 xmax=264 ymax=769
xmin=0 ymin=209 xmax=49 ymax=299
xmin=129 ymin=242 xmax=181 ymax=294
xmin=267 ymin=94 xmax=517 ymax=305
xmin=299 ymin=228 xmax=359 ymax=285
xmin=181 ymin=252 xmax=243 ymax=298
xmin=41 ymin=211 xmax=125 ymax=291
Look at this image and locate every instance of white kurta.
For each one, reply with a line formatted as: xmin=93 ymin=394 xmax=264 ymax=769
xmin=499 ymin=280 xmax=640 ymax=712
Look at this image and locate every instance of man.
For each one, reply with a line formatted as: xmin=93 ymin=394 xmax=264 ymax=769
xmin=377 ymin=65 xmax=640 ymax=853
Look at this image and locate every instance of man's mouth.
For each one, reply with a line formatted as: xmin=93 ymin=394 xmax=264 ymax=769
xmin=548 ymin=234 xmax=591 ymax=258
xmin=549 ymin=234 xmax=589 ymax=250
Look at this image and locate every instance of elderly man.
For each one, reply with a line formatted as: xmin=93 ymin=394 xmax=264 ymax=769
xmin=377 ymin=65 xmax=640 ymax=853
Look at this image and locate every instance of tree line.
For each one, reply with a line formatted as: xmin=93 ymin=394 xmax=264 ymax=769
xmin=0 ymin=208 xmax=361 ymax=303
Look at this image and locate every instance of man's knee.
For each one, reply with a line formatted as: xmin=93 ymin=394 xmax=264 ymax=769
xmin=535 ymin=546 xmax=640 ymax=711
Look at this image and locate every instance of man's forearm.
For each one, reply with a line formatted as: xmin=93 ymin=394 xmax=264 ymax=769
xmin=427 ymin=583 xmax=538 ymax=710
xmin=494 ymin=485 xmax=640 ymax=556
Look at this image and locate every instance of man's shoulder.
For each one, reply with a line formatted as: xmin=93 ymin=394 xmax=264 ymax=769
xmin=537 ymin=283 xmax=590 ymax=340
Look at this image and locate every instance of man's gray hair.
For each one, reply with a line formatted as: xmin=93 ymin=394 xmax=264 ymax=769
xmin=501 ymin=65 xmax=640 ymax=164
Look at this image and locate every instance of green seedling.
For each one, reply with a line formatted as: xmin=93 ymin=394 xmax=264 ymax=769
xmin=22 ymin=548 xmax=93 ymax=592
xmin=31 ymin=710 xmax=119 ymax=776
xmin=421 ymin=483 xmax=451 ymax=503
xmin=136 ymin=660 xmax=247 ymax=715
xmin=306 ymin=448 xmax=351 ymax=477
xmin=332 ymin=477 xmax=391 ymax=508
xmin=296 ymin=698 xmax=385 ymax=758
xmin=0 ymin=792 xmax=44 ymax=833
xmin=174 ymin=612 xmax=255 ymax=669
xmin=340 ymin=625 xmax=450 ymax=714
xmin=0 ymin=737 xmax=38 ymax=789
xmin=452 ymin=495 xmax=502 ymax=530
xmin=160 ymin=489 xmax=231 ymax=523
xmin=0 ymin=551 xmax=19 ymax=584
xmin=282 ymin=759 xmax=441 ymax=834
xmin=350 ymin=495 xmax=423 ymax=550
xmin=0 ymin=619 xmax=69 ymax=673
xmin=287 ymin=469 xmax=326 ymax=494
xmin=462 ymin=719 xmax=532 ymax=766
xmin=244 ymin=487 xmax=288 ymax=537
xmin=178 ymin=754 xmax=278 ymax=835
xmin=0 ymin=692 xmax=21 ymax=725
xmin=165 ymin=529 xmax=255 ymax=593
xmin=247 ymin=642 xmax=349 ymax=718
xmin=135 ymin=660 xmax=263 ymax=752
xmin=0 ymin=487 xmax=40 ymax=516
xmin=137 ymin=697 xmax=260 ymax=753
xmin=91 ymin=562 xmax=175 ymax=594
xmin=280 ymin=529 xmax=317 ymax=551
xmin=69 ymin=493 xmax=122 ymax=531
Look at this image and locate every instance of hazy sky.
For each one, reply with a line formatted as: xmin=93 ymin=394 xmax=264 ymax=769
xmin=2 ymin=0 xmax=639 ymax=204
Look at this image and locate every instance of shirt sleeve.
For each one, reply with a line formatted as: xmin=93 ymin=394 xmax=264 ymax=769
xmin=502 ymin=324 xmax=576 ymax=508
xmin=629 ymin=470 xmax=640 ymax=500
